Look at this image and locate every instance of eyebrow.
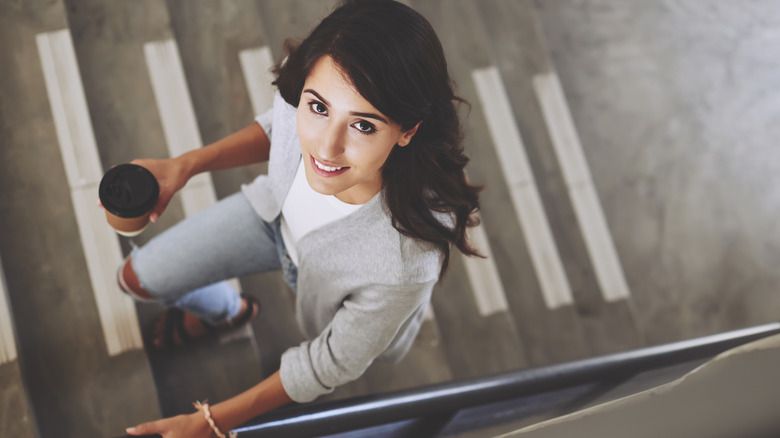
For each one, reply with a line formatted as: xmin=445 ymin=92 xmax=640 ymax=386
xmin=303 ymin=89 xmax=389 ymax=125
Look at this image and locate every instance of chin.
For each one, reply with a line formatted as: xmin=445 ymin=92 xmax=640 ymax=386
xmin=308 ymin=179 xmax=341 ymax=196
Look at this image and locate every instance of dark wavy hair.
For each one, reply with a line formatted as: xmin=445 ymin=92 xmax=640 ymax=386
xmin=274 ymin=0 xmax=482 ymax=276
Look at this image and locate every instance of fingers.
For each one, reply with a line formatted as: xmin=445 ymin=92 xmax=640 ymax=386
xmin=150 ymin=198 xmax=171 ymax=223
xmin=151 ymin=199 xmax=168 ymax=223
xmin=125 ymin=422 xmax=160 ymax=436
xmin=125 ymin=414 xmax=195 ymax=438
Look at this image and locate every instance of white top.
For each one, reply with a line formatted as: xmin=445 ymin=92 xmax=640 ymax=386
xmin=280 ymin=160 xmax=362 ymax=265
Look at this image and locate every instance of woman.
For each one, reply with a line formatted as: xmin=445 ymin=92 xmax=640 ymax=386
xmin=123 ymin=0 xmax=481 ymax=436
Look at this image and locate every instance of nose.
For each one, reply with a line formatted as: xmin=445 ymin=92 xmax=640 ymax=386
xmin=316 ymin=122 xmax=345 ymax=160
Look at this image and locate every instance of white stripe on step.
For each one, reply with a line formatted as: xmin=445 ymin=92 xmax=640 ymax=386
xmin=143 ymin=39 xmax=205 ymax=161
xmin=144 ymin=39 xmax=241 ymax=293
xmin=464 ymin=218 xmax=509 ymax=316
xmin=0 ymin=255 xmax=17 ymax=365
xmin=239 ymin=46 xmax=276 ymax=116
xmin=533 ymin=72 xmax=631 ymax=302
xmin=472 ymin=66 xmax=574 ymax=309
xmin=143 ymin=39 xmax=216 ymax=216
xmin=37 ymin=29 xmax=143 ymax=355
xmin=71 ymin=185 xmax=145 ymax=351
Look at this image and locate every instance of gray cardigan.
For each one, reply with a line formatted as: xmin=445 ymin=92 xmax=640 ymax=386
xmin=242 ymin=93 xmax=443 ymax=403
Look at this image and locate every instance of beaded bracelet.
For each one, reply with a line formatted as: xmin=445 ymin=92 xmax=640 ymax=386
xmin=193 ymin=401 xmax=237 ymax=438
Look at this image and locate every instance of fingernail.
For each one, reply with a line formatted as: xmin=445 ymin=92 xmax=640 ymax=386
xmin=150 ymin=214 xmax=158 ymax=223
xmin=125 ymin=426 xmax=135 ymax=433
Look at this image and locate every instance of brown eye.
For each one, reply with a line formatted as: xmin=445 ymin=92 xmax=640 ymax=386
xmin=310 ymin=102 xmax=327 ymax=115
xmin=353 ymin=120 xmax=376 ymax=134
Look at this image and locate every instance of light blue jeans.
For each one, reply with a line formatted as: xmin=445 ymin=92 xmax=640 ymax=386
xmin=128 ymin=192 xmax=298 ymax=325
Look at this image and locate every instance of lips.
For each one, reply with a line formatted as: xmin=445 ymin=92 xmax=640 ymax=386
xmin=310 ymin=155 xmax=349 ymax=177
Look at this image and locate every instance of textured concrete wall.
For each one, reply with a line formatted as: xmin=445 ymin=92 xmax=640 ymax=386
xmin=534 ymin=0 xmax=780 ymax=342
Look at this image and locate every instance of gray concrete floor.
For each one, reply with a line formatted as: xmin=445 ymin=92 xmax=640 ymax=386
xmin=534 ymin=0 xmax=780 ymax=343
xmin=1 ymin=1 xmax=779 ymax=437
xmin=0 ymin=360 xmax=37 ymax=438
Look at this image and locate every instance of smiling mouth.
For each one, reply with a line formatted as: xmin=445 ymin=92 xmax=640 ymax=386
xmin=312 ymin=156 xmax=346 ymax=173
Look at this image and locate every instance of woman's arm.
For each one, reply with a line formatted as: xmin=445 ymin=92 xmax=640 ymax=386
xmin=126 ymin=370 xmax=292 ymax=438
xmin=177 ymin=121 xmax=270 ymax=178
xmin=209 ymin=370 xmax=293 ymax=430
xmin=129 ymin=122 xmax=270 ymax=222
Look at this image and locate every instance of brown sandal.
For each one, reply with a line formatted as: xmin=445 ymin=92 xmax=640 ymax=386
xmin=152 ymin=294 xmax=260 ymax=349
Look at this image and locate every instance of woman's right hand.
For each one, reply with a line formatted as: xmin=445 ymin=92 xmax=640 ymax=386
xmin=129 ymin=157 xmax=191 ymax=223
xmin=125 ymin=411 xmax=213 ymax=438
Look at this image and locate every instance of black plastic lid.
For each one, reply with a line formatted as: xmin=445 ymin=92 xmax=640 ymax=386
xmin=99 ymin=164 xmax=159 ymax=218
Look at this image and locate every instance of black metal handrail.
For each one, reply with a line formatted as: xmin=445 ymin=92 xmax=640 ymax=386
xmin=231 ymin=322 xmax=780 ymax=437
xmin=115 ymin=322 xmax=780 ymax=438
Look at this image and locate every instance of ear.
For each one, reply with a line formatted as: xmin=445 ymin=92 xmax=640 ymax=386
xmin=397 ymin=121 xmax=422 ymax=147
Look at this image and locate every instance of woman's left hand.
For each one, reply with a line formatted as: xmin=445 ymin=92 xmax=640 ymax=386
xmin=125 ymin=412 xmax=213 ymax=438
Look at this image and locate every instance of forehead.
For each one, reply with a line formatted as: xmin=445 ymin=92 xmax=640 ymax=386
xmin=306 ymin=56 xmax=352 ymax=86
xmin=304 ymin=57 xmax=369 ymax=105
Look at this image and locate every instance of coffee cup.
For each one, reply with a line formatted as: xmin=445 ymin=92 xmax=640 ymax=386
xmin=99 ymin=163 xmax=159 ymax=237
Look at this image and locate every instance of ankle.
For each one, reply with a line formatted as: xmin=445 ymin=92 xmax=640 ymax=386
xmin=227 ymin=298 xmax=248 ymax=326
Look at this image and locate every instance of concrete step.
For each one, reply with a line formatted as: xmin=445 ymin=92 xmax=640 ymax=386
xmin=0 ymin=361 xmax=37 ymax=438
xmin=60 ymin=0 xmax=265 ymax=418
xmin=473 ymin=0 xmax=643 ymax=358
xmin=415 ymin=0 xmax=644 ymax=369
xmin=0 ymin=1 xmax=161 ymax=436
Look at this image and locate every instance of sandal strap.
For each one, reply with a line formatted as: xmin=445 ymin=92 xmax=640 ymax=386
xmin=163 ymin=308 xmax=179 ymax=348
xmin=162 ymin=308 xmax=193 ymax=347
xmin=174 ymin=309 xmax=194 ymax=343
xmin=155 ymin=296 xmax=259 ymax=349
xmin=228 ymin=294 xmax=259 ymax=328
xmin=200 ymin=317 xmax=217 ymax=333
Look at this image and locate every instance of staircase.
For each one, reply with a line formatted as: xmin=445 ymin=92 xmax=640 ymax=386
xmin=2 ymin=0 xmax=777 ymax=437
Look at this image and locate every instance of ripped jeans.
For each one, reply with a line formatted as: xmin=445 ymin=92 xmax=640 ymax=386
xmin=126 ymin=192 xmax=298 ymax=325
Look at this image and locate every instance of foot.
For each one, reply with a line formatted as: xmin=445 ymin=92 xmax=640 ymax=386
xmin=152 ymin=295 xmax=259 ymax=349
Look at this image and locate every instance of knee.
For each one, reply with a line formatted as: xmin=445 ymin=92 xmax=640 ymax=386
xmin=118 ymin=256 xmax=157 ymax=301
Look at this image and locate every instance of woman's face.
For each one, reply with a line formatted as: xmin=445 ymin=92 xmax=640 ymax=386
xmin=296 ymin=56 xmax=419 ymax=204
